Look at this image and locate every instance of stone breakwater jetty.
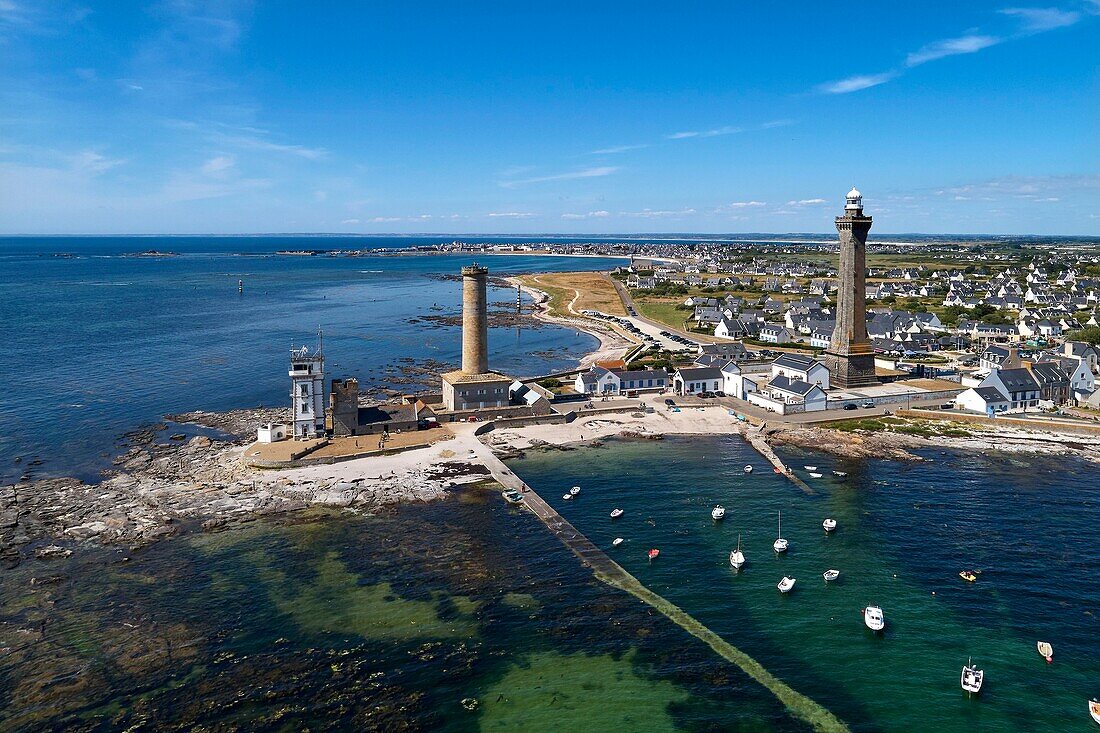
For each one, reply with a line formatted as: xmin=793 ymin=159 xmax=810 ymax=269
xmin=0 ymin=408 xmax=487 ymax=568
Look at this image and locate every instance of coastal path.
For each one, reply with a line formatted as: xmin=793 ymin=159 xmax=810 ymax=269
xmin=463 ymin=424 xmax=848 ymax=733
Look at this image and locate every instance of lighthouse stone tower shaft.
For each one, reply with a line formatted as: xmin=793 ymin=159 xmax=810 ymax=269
xmin=824 ymin=188 xmax=879 ymax=389
xmin=461 ymin=264 xmax=490 ymax=375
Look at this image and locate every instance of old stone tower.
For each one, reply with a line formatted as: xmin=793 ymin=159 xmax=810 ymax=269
xmin=824 ymin=188 xmax=879 ymax=389
xmin=461 ymin=264 xmax=490 ymax=374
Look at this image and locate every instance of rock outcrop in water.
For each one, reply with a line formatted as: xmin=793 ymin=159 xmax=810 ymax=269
xmin=1 ymin=408 xmax=488 ymax=568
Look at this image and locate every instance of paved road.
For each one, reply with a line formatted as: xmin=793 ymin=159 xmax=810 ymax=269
xmin=610 ymin=279 xmax=708 ymax=347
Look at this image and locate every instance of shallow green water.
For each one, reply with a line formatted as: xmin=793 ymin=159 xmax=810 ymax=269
xmin=508 ymin=436 xmax=1100 ymax=732
xmin=0 ymin=491 xmax=804 ymax=731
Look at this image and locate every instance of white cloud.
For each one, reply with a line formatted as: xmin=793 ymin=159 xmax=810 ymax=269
xmin=369 ymin=216 xmax=402 ymax=223
xmin=590 ymin=144 xmax=648 ymax=154
xmin=786 ymin=198 xmax=826 ymax=206
xmin=666 ymin=131 xmax=699 ymax=139
xmin=905 ymin=35 xmax=1000 ymax=67
xmin=487 ymin=211 xmax=535 ymax=218
xmin=561 ymin=210 xmax=611 ymax=219
xmin=760 ymin=119 xmax=795 ymax=129
xmin=499 ymin=166 xmax=617 ymax=188
xmin=341 ymin=218 xmax=360 ymax=224
xmin=201 ymin=155 xmax=235 ymax=175
xmin=817 ymin=72 xmax=897 ymax=94
xmin=71 ymin=150 xmax=124 ymax=174
xmin=725 ymin=201 xmax=766 ymax=208
xmin=667 ymin=126 xmax=742 ymax=140
xmin=1000 ymin=7 xmax=1080 ymax=31
xmin=214 ymin=133 xmax=327 ymax=160
xmin=620 ymin=208 xmax=697 ymax=218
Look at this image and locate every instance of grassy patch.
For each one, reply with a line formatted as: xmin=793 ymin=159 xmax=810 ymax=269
xmin=827 ymin=416 xmax=971 ymax=439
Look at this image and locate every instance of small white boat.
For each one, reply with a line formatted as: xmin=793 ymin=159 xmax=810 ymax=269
xmin=833 ymin=471 xmax=847 ymax=477
xmin=773 ymin=510 xmax=788 ymax=553
xmin=804 ymin=465 xmax=817 ymax=471
xmin=569 ymin=486 xmax=581 ymax=495
xmin=863 ymin=605 xmax=885 ymax=632
xmin=823 ymin=518 xmax=837 ymax=532
xmin=711 ymin=504 xmax=726 ymax=521
xmin=1089 ymin=699 xmax=1100 ymax=725
xmin=961 ymin=659 xmax=984 ymax=695
xmin=610 ymin=508 xmax=623 ymax=519
xmin=1037 ymin=641 xmax=1053 ymax=663
xmin=777 ymin=576 xmax=796 ymax=593
xmin=562 ymin=493 xmax=573 ymax=500
xmin=612 ymin=537 xmax=624 ymax=547
xmin=730 ymin=533 xmax=745 ymax=569
xmin=823 ymin=569 xmax=840 ymax=582
xmin=744 ymin=465 xmax=753 ymax=473
xmin=809 ymin=472 xmax=823 ymax=479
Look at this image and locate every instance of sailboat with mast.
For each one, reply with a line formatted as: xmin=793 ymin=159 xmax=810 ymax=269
xmin=729 ymin=533 xmax=745 ymax=569
xmin=773 ymin=511 xmax=789 ymax=553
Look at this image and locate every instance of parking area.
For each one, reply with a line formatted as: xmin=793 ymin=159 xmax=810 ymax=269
xmin=581 ymin=309 xmax=700 ymax=353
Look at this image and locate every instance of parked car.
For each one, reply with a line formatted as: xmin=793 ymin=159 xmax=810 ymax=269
xmin=860 ymin=401 xmax=875 ymax=409
xmin=664 ymin=398 xmax=675 ymax=406
xmin=940 ymin=402 xmax=955 ymax=409
xmin=843 ymin=403 xmax=858 ymax=410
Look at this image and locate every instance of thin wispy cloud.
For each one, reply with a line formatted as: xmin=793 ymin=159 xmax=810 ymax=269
xmin=666 ymin=131 xmax=699 ymax=139
xmin=786 ymin=198 xmax=826 ymax=206
xmin=341 ymin=218 xmax=360 ymax=224
xmin=590 ymin=144 xmax=648 ymax=155
xmin=905 ymin=34 xmax=1000 ymax=67
xmin=561 ymin=210 xmax=610 ymax=219
xmin=667 ymin=125 xmax=743 ymax=140
xmin=760 ymin=119 xmax=795 ymax=129
xmin=201 ymin=155 xmax=235 ymax=175
xmin=818 ymin=72 xmax=897 ymax=94
xmin=70 ymin=150 xmax=125 ymax=174
xmin=498 ymin=166 xmax=617 ymax=188
xmin=487 ymin=211 xmax=535 ymax=218
xmin=215 ymin=134 xmax=327 ymax=160
xmin=1000 ymin=7 xmax=1081 ymax=31
xmin=620 ymin=208 xmax=697 ymax=218
xmin=725 ymin=201 xmax=767 ymax=208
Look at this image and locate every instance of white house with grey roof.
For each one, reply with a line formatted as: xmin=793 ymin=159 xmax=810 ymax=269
xmin=771 ymin=353 xmax=831 ymax=390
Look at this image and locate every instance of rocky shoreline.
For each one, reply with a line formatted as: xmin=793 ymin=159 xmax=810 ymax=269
xmin=1 ymin=408 xmax=489 ymax=569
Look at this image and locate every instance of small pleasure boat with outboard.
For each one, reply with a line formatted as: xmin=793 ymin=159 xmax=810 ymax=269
xmin=823 ymin=518 xmax=837 ymax=532
xmin=730 ymin=534 xmax=745 ymax=569
xmin=959 ymin=570 xmax=980 ymax=583
xmin=612 ymin=537 xmax=624 ymax=547
xmin=569 ymin=486 xmax=581 ymax=495
xmin=804 ymin=465 xmax=817 ymax=471
xmin=1037 ymin=641 xmax=1053 ymax=663
xmin=809 ymin=472 xmax=823 ymax=478
xmin=1089 ymin=699 xmax=1100 ymax=725
xmin=777 ymin=576 xmax=796 ymax=593
xmin=562 ymin=493 xmax=573 ymax=500
xmin=610 ymin=508 xmax=623 ymax=519
xmin=648 ymin=548 xmax=660 ymax=561
xmin=823 ymin=569 xmax=840 ymax=582
xmin=863 ymin=605 xmax=885 ymax=632
xmin=744 ymin=465 xmax=753 ymax=473
xmin=773 ymin=510 xmax=788 ymax=553
xmin=961 ymin=658 xmax=984 ymax=696
xmin=833 ymin=471 xmax=847 ymax=477
xmin=711 ymin=504 xmax=725 ymax=521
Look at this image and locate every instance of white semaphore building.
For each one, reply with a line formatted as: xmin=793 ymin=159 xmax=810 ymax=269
xmin=289 ymin=343 xmax=325 ymax=438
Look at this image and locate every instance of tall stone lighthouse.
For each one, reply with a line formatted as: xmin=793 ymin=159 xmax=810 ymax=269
xmin=824 ymin=188 xmax=879 ymax=389
xmin=441 ymin=264 xmax=512 ymax=411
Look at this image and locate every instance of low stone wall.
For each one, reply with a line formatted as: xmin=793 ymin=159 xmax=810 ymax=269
xmin=896 ymin=408 xmax=1100 ymax=437
xmin=473 ymin=411 xmax=571 ymax=435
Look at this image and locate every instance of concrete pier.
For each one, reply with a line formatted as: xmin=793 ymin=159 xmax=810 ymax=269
xmin=471 ymin=433 xmax=847 ymax=733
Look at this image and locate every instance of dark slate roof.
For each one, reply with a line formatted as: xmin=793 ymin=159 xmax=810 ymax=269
xmin=1028 ymin=362 xmax=1069 ymax=385
xmin=357 ymin=404 xmax=418 ymax=425
xmin=996 ymin=368 xmax=1040 ymax=391
xmin=767 ymin=375 xmax=820 ymax=396
xmin=773 ymin=353 xmax=818 ymax=371
xmin=616 ymin=369 xmax=667 ymax=381
xmin=973 ymin=386 xmax=1008 ymax=402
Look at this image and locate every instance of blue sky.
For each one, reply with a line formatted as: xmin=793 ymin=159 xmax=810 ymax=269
xmin=1 ymin=2 xmax=1097 ymax=235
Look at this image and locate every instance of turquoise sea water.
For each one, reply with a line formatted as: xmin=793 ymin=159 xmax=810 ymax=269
xmin=508 ymin=435 xmax=1100 ymax=732
xmin=0 ymin=236 xmax=622 ymax=482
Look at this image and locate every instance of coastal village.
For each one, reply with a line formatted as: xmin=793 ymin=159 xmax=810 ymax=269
xmin=249 ymin=188 xmax=1100 ymax=472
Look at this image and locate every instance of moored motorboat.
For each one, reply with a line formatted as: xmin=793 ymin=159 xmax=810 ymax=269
xmin=809 ymin=472 xmax=823 ymax=478
xmin=730 ymin=533 xmax=745 ymax=569
xmin=744 ymin=465 xmax=753 ymax=473
xmin=823 ymin=518 xmax=837 ymax=532
xmin=773 ymin=510 xmax=788 ymax=553
xmin=804 ymin=465 xmax=817 ymax=471
xmin=648 ymin=548 xmax=660 ymax=561
xmin=610 ymin=508 xmax=624 ymax=519
xmin=562 ymin=493 xmax=573 ymax=500
xmin=833 ymin=471 xmax=848 ymax=477
xmin=612 ymin=537 xmax=624 ymax=547
xmin=1037 ymin=641 xmax=1053 ymax=663
xmin=823 ymin=569 xmax=840 ymax=582
xmin=1089 ymin=699 xmax=1100 ymax=724
xmin=777 ymin=576 xmax=796 ymax=593
xmin=959 ymin=570 xmax=979 ymax=582
xmin=961 ymin=659 xmax=984 ymax=695
xmin=570 ymin=486 xmax=581 ymax=495
xmin=863 ymin=605 xmax=885 ymax=632
xmin=711 ymin=504 xmax=726 ymax=520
